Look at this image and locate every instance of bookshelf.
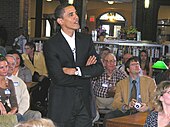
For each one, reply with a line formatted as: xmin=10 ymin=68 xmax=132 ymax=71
xmin=94 ymin=40 xmax=163 ymax=65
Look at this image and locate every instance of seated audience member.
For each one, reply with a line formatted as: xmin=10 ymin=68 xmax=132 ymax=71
xmin=22 ymin=41 xmax=48 ymax=79
xmin=22 ymin=42 xmax=50 ymax=116
xmin=152 ymin=60 xmax=169 ymax=84
xmin=139 ymin=49 xmax=153 ymax=77
xmin=8 ymin=50 xmax=32 ymax=86
xmin=6 ymin=54 xmax=41 ymax=121
xmin=104 ymin=56 xmax=156 ymax=126
xmin=117 ymin=53 xmax=132 ymax=71
xmin=145 ymin=81 xmax=170 ymax=127
xmin=92 ymin=53 xmax=127 ymax=110
xmin=99 ymin=47 xmax=111 ymax=66
xmin=164 ymin=58 xmax=170 ymax=68
xmin=0 ymin=55 xmax=19 ymax=118
xmin=15 ymin=118 xmax=57 ymax=127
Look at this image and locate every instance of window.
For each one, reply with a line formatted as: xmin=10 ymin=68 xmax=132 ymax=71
xmin=45 ymin=20 xmax=51 ymax=37
xmin=97 ymin=12 xmax=126 ymax=37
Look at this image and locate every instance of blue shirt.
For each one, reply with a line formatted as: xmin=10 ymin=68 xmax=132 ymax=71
xmin=129 ymin=77 xmax=142 ymax=103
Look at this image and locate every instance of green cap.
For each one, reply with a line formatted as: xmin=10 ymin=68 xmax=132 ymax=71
xmin=152 ymin=61 xmax=169 ymax=70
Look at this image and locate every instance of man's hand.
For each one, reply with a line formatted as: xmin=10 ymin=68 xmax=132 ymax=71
xmin=129 ymin=99 xmax=137 ymax=109
xmin=107 ymin=85 xmax=116 ymax=97
xmin=63 ymin=68 xmax=77 ymax=75
xmin=62 ymin=55 xmax=97 ymax=75
xmin=138 ymin=103 xmax=148 ymax=112
xmin=86 ymin=55 xmax=97 ymax=66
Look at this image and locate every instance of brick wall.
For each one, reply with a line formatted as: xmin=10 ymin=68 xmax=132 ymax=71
xmin=0 ymin=0 xmax=20 ymax=46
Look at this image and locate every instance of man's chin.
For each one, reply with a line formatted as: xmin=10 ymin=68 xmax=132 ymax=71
xmin=75 ymin=25 xmax=80 ymax=30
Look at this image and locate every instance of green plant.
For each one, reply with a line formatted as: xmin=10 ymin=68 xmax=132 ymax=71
xmin=126 ymin=26 xmax=138 ymax=35
xmin=120 ymin=27 xmax=127 ymax=34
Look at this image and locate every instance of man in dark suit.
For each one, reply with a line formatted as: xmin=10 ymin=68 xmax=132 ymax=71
xmin=43 ymin=3 xmax=104 ymax=127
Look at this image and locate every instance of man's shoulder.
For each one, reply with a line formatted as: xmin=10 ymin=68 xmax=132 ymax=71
xmin=140 ymin=75 xmax=154 ymax=81
xmin=8 ymin=75 xmax=26 ymax=87
xmin=45 ymin=33 xmax=62 ymax=41
xmin=115 ymin=68 xmax=126 ymax=74
xmin=117 ymin=77 xmax=129 ymax=84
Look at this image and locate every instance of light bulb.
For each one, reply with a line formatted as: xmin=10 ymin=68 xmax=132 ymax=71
xmin=68 ymin=0 xmax=74 ymax=4
xmin=108 ymin=1 xmax=114 ymax=4
xmin=144 ymin=0 xmax=150 ymax=8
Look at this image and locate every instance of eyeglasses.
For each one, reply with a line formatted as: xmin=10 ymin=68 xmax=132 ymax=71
xmin=8 ymin=62 xmax=16 ymax=66
xmin=104 ymin=60 xmax=116 ymax=64
xmin=25 ymin=47 xmax=31 ymax=50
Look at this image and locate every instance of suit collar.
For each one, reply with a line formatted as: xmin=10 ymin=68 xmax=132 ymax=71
xmin=58 ymin=32 xmax=85 ymax=65
xmin=58 ymin=32 xmax=75 ymax=62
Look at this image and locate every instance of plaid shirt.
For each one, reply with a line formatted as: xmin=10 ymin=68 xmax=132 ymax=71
xmin=92 ymin=68 xmax=127 ymax=98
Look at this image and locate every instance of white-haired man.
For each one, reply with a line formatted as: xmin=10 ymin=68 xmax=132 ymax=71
xmin=6 ymin=54 xmax=41 ymax=121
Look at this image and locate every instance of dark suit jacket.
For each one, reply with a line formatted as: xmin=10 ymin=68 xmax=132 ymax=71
xmin=43 ymin=31 xmax=104 ymax=123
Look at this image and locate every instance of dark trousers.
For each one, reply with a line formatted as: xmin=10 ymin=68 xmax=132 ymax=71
xmin=103 ymin=109 xmax=138 ymax=127
xmin=57 ymin=90 xmax=92 ymax=127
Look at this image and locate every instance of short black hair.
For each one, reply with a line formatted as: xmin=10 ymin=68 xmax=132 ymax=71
xmin=25 ymin=41 xmax=35 ymax=51
xmin=54 ymin=3 xmax=72 ymax=19
xmin=125 ymin=56 xmax=139 ymax=75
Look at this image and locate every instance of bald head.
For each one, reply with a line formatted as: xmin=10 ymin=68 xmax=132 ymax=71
xmin=103 ymin=53 xmax=117 ymax=71
xmin=104 ymin=53 xmax=116 ymax=60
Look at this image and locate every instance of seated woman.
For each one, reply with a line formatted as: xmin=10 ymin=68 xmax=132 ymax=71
xmin=7 ymin=50 xmax=32 ymax=87
xmin=144 ymin=81 xmax=170 ymax=127
xmin=139 ymin=50 xmax=152 ymax=77
xmin=0 ymin=55 xmax=18 ymax=117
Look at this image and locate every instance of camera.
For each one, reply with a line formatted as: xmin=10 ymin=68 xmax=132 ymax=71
xmin=134 ymin=102 xmax=141 ymax=109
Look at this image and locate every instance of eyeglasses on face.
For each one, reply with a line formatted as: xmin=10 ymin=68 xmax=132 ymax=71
xmin=25 ymin=47 xmax=31 ymax=50
xmin=104 ymin=60 xmax=116 ymax=64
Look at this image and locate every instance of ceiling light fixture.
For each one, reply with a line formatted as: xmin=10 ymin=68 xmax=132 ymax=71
xmin=68 ymin=0 xmax=74 ymax=4
xmin=108 ymin=1 xmax=114 ymax=4
xmin=144 ymin=0 xmax=150 ymax=8
xmin=46 ymin=0 xmax=52 ymax=1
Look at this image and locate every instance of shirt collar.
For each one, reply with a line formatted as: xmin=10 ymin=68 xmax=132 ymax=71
xmin=61 ymin=29 xmax=75 ymax=42
xmin=130 ymin=76 xmax=140 ymax=84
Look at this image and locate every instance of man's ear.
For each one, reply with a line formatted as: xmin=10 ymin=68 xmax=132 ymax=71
xmin=57 ymin=18 xmax=63 ymax=25
xmin=127 ymin=68 xmax=130 ymax=72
